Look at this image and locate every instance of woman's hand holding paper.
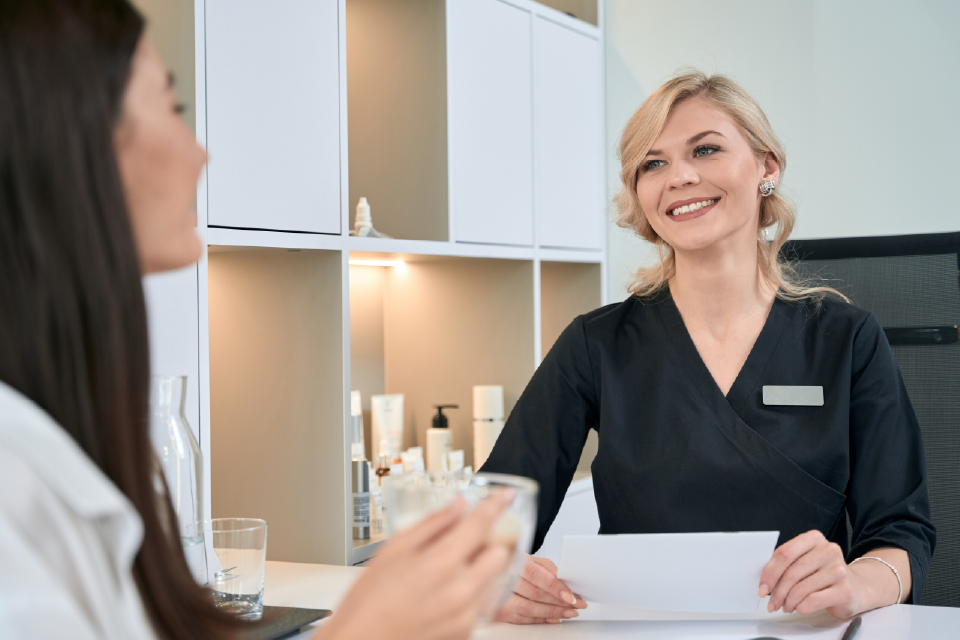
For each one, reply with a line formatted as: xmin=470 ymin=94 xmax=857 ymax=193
xmin=758 ymin=530 xmax=910 ymax=618
xmin=495 ymin=556 xmax=587 ymax=624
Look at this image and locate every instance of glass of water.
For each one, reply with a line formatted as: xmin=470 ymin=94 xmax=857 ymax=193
xmin=383 ymin=472 xmax=538 ymax=622
xmin=186 ymin=518 xmax=268 ymax=619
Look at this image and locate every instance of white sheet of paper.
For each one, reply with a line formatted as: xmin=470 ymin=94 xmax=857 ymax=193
xmin=557 ymin=531 xmax=779 ymax=615
xmin=572 ymin=598 xmax=815 ymax=622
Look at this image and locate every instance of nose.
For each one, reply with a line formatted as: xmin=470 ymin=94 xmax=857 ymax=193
xmin=666 ymin=157 xmax=699 ymax=190
xmin=197 ymin=142 xmax=209 ymax=167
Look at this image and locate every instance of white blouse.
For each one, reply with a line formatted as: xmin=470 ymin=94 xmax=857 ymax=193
xmin=0 ymin=381 xmax=157 ymax=639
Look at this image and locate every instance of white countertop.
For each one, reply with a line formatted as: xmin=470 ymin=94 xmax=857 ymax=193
xmin=264 ymin=561 xmax=960 ymax=639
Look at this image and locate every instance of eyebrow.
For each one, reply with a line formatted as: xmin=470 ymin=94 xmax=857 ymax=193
xmin=167 ymin=71 xmax=176 ymax=88
xmin=644 ymin=130 xmax=726 ymax=157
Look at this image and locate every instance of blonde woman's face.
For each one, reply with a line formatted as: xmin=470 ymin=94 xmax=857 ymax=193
xmin=635 ymin=98 xmax=778 ymax=254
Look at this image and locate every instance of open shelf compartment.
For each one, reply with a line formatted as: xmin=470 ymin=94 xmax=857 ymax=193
xmin=208 ymin=247 xmax=346 ymax=565
xmin=349 ymin=252 xmax=536 ymax=469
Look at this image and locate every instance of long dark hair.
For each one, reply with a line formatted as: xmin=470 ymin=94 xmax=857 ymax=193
xmin=0 ymin=1 xmax=239 ymax=637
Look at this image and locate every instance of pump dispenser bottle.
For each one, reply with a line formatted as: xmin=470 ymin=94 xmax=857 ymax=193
xmin=426 ymin=405 xmax=458 ymax=473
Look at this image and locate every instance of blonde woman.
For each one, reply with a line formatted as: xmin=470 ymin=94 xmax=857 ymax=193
xmin=482 ymin=70 xmax=934 ymax=623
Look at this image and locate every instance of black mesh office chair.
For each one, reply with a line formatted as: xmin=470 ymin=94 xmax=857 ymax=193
xmin=783 ymin=232 xmax=960 ymax=608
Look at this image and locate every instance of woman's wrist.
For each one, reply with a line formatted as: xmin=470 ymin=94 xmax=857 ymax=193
xmin=847 ymin=553 xmax=905 ymax=612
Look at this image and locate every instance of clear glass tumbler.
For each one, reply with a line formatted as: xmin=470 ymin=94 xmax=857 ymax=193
xmin=149 ymin=375 xmax=206 ymax=584
xmin=383 ymin=472 xmax=538 ymax=622
xmin=186 ymin=518 xmax=268 ymax=619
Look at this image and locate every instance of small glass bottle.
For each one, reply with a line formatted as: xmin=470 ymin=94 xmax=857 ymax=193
xmin=149 ymin=375 xmax=206 ymax=584
xmin=376 ymin=454 xmax=392 ymax=484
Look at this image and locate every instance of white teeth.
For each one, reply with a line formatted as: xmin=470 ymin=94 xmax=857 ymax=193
xmin=669 ymin=199 xmax=716 ymax=216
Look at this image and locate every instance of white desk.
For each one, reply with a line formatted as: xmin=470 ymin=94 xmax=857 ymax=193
xmin=264 ymin=561 xmax=959 ymax=639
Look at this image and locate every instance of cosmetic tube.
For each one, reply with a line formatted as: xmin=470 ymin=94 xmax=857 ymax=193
xmin=371 ymin=394 xmax=404 ymax=463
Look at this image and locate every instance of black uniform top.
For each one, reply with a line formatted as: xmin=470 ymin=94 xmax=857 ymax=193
xmin=482 ymin=290 xmax=936 ymax=603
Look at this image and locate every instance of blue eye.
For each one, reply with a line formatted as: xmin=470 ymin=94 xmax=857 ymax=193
xmin=694 ymin=145 xmax=719 ymax=157
xmin=641 ymin=159 xmax=665 ymax=173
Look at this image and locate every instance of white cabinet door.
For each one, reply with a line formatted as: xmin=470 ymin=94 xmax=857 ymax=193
xmin=534 ymin=18 xmax=602 ymax=250
xmin=143 ymin=266 xmax=201 ymax=442
xmin=205 ymin=0 xmax=341 ymax=234
xmin=448 ymin=0 xmax=533 ymax=246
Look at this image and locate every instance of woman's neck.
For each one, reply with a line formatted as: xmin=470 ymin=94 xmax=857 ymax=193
xmin=669 ymin=234 xmax=776 ymax=339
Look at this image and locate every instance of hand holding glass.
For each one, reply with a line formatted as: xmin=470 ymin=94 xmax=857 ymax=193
xmin=383 ymin=472 xmax=538 ymax=621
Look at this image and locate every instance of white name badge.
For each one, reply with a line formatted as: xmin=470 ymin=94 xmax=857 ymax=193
xmin=762 ymin=385 xmax=824 ymax=406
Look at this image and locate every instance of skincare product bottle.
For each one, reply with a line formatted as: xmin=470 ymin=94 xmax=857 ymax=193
xmin=427 ymin=404 xmax=458 ymax=473
xmin=443 ymin=450 xmax=465 ymax=474
xmin=352 ymin=459 xmax=370 ymax=540
xmin=401 ymin=447 xmax=424 ymax=474
xmin=376 ymin=454 xmax=391 ymax=483
xmin=376 ymin=439 xmax=389 ymax=470
xmin=371 ymin=394 xmax=405 ymax=463
xmin=374 ymin=453 xmax=391 ymax=531
xmin=473 ymin=385 xmax=505 ymax=469
xmin=351 ymin=197 xmax=393 ymax=238
xmin=350 ymin=390 xmax=365 ymax=461
xmin=369 ymin=466 xmax=382 ymax=532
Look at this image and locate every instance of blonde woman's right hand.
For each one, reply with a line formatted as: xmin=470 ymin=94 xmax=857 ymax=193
xmin=315 ymin=490 xmax=514 ymax=640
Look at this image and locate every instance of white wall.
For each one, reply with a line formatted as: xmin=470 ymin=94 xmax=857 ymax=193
xmin=604 ymin=0 xmax=960 ymax=302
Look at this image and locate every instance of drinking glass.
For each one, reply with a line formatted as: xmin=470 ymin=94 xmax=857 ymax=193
xmin=383 ymin=472 xmax=538 ymax=622
xmin=186 ymin=518 xmax=268 ymax=620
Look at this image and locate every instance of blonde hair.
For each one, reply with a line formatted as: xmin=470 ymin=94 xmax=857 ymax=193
xmin=614 ymin=70 xmax=844 ymax=302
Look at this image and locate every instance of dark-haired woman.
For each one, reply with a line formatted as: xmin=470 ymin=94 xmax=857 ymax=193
xmin=0 ymin=2 xmax=510 ymax=639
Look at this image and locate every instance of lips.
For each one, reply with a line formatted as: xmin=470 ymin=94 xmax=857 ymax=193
xmin=666 ymin=197 xmax=719 ymax=216
xmin=663 ymin=197 xmax=721 ymax=222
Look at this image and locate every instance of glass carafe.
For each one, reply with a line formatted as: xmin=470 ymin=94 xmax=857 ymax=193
xmin=149 ymin=375 xmax=206 ymax=584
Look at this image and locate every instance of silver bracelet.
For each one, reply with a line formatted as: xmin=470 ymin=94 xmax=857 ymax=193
xmin=850 ymin=556 xmax=903 ymax=605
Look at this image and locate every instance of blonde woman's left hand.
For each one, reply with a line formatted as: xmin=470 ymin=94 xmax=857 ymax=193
xmin=758 ymin=530 xmax=862 ymax=618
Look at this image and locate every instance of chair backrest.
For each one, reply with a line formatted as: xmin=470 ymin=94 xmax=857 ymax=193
xmin=784 ymin=232 xmax=960 ymax=608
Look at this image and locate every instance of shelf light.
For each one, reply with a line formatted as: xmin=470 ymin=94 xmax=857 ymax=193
xmin=349 ymin=259 xmax=406 ymax=268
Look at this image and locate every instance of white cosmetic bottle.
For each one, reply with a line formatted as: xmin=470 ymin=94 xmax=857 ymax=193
xmin=351 ymin=197 xmax=392 ymax=238
xmin=350 ymin=390 xmax=365 ymax=461
xmin=426 ymin=405 xmax=458 ymax=473
xmin=473 ymin=385 xmax=504 ymax=469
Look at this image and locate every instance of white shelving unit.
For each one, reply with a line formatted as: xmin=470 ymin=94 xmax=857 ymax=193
xmin=140 ymin=0 xmax=606 ymax=567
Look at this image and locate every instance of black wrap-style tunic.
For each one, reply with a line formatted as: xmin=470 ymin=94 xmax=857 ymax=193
xmin=482 ymin=290 xmax=936 ymax=602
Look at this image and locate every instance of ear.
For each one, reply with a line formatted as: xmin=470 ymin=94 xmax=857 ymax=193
xmin=761 ymin=151 xmax=780 ymax=184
